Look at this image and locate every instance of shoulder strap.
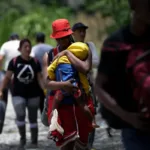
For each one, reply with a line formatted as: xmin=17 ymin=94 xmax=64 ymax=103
xmin=47 ymin=48 xmax=53 ymax=65
xmin=129 ymin=50 xmax=150 ymax=70
xmin=53 ymin=47 xmax=59 ymax=56
xmin=47 ymin=47 xmax=59 ymax=65
xmin=136 ymin=50 xmax=150 ymax=63
xmin=33 ymin=57 xmax=38 ymax=64
xmin=13 ymin=57 xmax=17 ymax=67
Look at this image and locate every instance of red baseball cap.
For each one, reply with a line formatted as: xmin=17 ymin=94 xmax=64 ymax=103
xmin=50 ymin=19 xmax=73 ymax=39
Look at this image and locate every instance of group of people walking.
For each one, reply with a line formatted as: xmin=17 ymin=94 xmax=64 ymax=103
xmin=2 ymin=1 xmax=150 ymax=150
xmin=0 ymin=19 xmax=99 ymax=150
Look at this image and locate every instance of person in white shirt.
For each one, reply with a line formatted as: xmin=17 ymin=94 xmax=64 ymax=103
xmin=0 ymin=33 xmax=20 ymax=71
xmin=72 ymin=22 xmax=99 ymax=150
xmin=31 ymin=32 xmax=53 ymax=113
xmin=0 ymin=33 xmax=20 ymax=133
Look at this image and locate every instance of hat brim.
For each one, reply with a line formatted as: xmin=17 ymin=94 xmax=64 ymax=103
xmin=50 ymin=29 xmax=73 ymax=39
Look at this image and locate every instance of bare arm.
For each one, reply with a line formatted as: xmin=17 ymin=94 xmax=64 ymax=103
xmin=0 ymin=55 xmax=4 ymax=69
xmin=94 ymin=73 xmax=128 ymax=121
xmin=37 ymin=72 xmax=45 ymax=90
xmin=64 ymin=49 xmax=92 ymax=74
xmin=42 ymin=53 xmax=77 ymax=91
xmin=0 ymin=71 xmax=13 ymax=91
xmin=42 ymin=53 xmax=66 ymax=90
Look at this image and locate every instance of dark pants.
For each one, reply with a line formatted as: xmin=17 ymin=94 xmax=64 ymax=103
xmin=88 ymin=129 xmax=96 ymax=148
xmin=0 ymin=71 xmax=13 ymax=133
xmin=122 ymin=128 xmax=150 ymax=150
xmin=39 ymin=88 xmax=45 ymax=114
xmin=88 ymin=84 xmax=98 ymax=148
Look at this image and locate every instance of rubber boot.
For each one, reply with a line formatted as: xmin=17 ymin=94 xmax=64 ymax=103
xmin=18 ymin=125 xmax=26 ymax=148
xmin=30 ymin=127 xmax=38 ymax=148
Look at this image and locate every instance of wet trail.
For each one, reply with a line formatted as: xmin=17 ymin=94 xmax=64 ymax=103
xmin=0 ymin=92 xmax=124 ymax=150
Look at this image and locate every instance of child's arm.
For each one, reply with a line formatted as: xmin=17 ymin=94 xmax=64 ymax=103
xmin=43 ymin=53 xmax=78 ymax=92
xmin=53 ymin=49 xmax=92 ymax=75
xmin=47 ymin=59 xmax=58 ymax=80
xmin=0 ymin=58 xmax=14 ymax=98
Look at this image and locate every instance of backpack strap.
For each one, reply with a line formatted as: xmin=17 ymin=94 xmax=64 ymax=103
xmin=13 ymin=57 xmax=17 ymax=67
xmin=53 ymin=47 xmax=59 ymax=57
xmin=33 ymin=57 xmax=38 ymax=64
xmin=47 ymin=47 xmax=59 ymax=65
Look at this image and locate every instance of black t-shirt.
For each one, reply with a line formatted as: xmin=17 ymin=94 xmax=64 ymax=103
xmin=8 ymin=56 xmax=41 ymax=98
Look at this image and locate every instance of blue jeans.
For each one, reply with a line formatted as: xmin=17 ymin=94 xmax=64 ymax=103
xmin=122 ymin=128 xmax=150 ymax=150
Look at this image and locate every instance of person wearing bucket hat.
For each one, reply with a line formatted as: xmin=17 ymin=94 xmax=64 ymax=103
xmin=50 ymin=19 xmax=73 ymax=39
xmin=42 ymin=18 xmax=93 ymax=150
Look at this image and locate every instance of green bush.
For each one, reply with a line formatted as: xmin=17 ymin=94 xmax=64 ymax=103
xmin=85 ymin=0 xmax=130 ymax=33
xmin=0 ymin=1 xmax=72 ymax=46
xmin=0 ymin=0 xmax=131 ymax=46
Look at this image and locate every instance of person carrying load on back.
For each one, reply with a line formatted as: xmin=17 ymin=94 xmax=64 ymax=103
xmin=47 ymin=42 xmax=99 ymax=129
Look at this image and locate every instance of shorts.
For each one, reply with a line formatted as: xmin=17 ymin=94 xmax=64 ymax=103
xmin=47 ymin=95 xmax=94 ymax=148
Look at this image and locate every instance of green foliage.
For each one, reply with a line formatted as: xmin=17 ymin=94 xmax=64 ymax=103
xmin=0 ymin=0 xmax=131 ymax=46
xmin=13 ymin=6 xmax=72 ymax=46
xmin=85 ymin=0 xmax=130 ymax=33
xmin=0 ymin=0 xmax=72 ymax=46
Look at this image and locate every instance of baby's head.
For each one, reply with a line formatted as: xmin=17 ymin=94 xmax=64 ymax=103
xmin=67 ymin=42 xmax=89 ymax=60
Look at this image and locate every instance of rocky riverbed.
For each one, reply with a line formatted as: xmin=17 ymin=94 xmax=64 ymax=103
xmin=0 ymin=92 xmax=124 ymax=150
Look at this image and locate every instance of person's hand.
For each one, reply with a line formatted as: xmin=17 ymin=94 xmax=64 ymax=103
xmin=62 ymin=79 xmax=78 ymax=94
xmin=53 ymin=50 xmax=68 ymax=62
xmin=125 ymin=112 xmax=150 ymax=131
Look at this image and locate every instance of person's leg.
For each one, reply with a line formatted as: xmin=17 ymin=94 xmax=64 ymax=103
xmin=27 ymin=97 xmax=40 ymax=146
xmin=88 ymin=129 xmax=95 ymax=149
xmin=0 ymin=100 xmax=7 ymax=134
xmin=39 ymin=88 xmax=45 ymax=114
xmin=55 ymin=105 xmax=79 ymax=148
xmin=75 ymin=106 xmax=93 ymax=150
xmin=12 ymin=96 xmax=26 ymax=147
xmin=0 ymin=80 xmax=8 ymax=133
xmin=122 ymin=128 xmax=150 ymax=150
xmin=75 ymin=93 xmax=93 ymax=122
